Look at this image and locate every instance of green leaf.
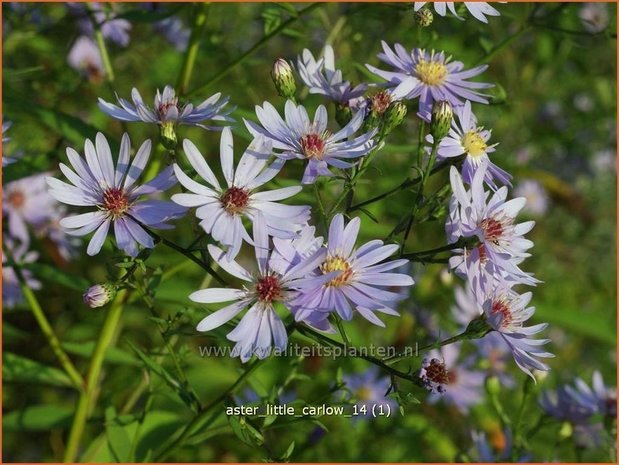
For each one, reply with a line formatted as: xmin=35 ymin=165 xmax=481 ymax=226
xmin=23 ymin=262 xmax=90 ymax=292
xmin=4 ymin=404 xmax=73 ymax=431
xmin=4 ymin=93 xmax=118 ymax=152
xmin=126 ymin=340 xmax=201 ymax=411
xmin=3 ymin=352 xmax=74 ymax=388
xmin=536 ymin=304 xmax=616 ymax=346
xmin=62 ymin=341 xmax=141 ymax=367
xmin=105 ymin=406 xmax=135 ymax=462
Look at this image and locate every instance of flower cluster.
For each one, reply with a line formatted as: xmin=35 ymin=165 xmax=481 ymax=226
xmin=540 ymin=371 xmax=616 ymax=448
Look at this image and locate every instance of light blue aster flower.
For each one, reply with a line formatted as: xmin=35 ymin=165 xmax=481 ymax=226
xmin=98 ymin=85 xmax=234 ymax=129
xmin=367 ymin=41 xmax=493 ymax=114
xmin=244 ymin=100 xmax=377 ymax=184
xmin=296 ymin=45 xmax=368 ymax=107
xmin=46 ymin=133 xmax=186 ymax=257
xmin=341 ymin=366 xmax=397 ymax=419
xmin=293 ymin=214 xmax=414 ymax=326
xmin=191 ymin=215 xmax=332 ymax=363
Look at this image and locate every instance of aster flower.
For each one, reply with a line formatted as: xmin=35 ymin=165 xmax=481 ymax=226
xmin=513 ymin=179 xmax=549 ymax=216
xmin=420 ymin=343 xmax=485 ymax=413
xmin=46 ymin=133 xmax=186 ymax=257
xmin=172 ymin=128 xmax=310 ymax=259
xmin=296 ymin=45 xmax=368 ymax=107
xmin=447 ymin=162 xmax=535 ymax=274
xmin=367 ymin=41 xmax=492 ymax=114
xmin=269 ymin=225 xmax=335 ymax=333
xmin=341 ymin=367 xmax=397 ymax=419
xmin=2 ymin=239 xmax=41 ymax=308
xmin=567 ymin=371 xmax=617 ymax=419
xmin=244 ymin=100 xmax=377 ymax=184
xmin=448 ymin=242 xmax=540 ymax=294
xmin=433 ymin=100 xmax=511 ymax=188
xmin=293 ymin=214 xmax=414 ymax=326
xmin=154 ymin=17 xmax=190 ymax=51
xmin=68 ymin=36 xmax=105 ymax=82
xmin=68 ymin=2 xmax=131 ymax=47
xmin=540 ymin=373 xmax=616 ymax=449
xmin=579 ymin=3 xmax=609 ymax=34
xmin=191 ymin=215 xmax=331 ymax=363
xmin=413 ymin=2 xmax=502 ymax=23
xmin=3 ymin=173 xmax=59 ymax=245
xmin=481 ymin=286 xmax=553 ymax=378
xmin=451 ymin=286 xmax=515 ymax=388
xmin=39 ymin=208 xmax=82 ymax=262
xmin=98 ymin=85 xmax=234 ymax=130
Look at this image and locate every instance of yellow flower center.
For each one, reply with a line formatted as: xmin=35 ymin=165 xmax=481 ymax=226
xmin=356 ymin=386 xmax=373 ymax=401
xmin=461 ymin=130 xmax=487 ymax=158
xmin=321 ymin=255 xmax=353 ymax=287
xmin=415 ymin=59 xmax=448 ymax=86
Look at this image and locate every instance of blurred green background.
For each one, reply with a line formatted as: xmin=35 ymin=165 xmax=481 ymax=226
xmin=2 ymin=2 xmax=617 ymax=462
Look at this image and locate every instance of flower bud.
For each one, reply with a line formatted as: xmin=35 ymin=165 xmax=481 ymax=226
xmin=463 ymin=314 xmax=492 ymax=340
xmin=160 ymin=121 xmax=177 ymax=150
xmin=485 ymin=375 xmax=501 ymax=397
xmin=430 ymin=100 xmax=453 ymax=141
xmin=382 ymin=101 xmax=407 ymax=136
xmin=415 ymin=7 xmax=434 ymax=27
xmin=271 ymin=58 xmax=296 ymax=100
xmin=83 ymin=283 xmax=117 ymax=308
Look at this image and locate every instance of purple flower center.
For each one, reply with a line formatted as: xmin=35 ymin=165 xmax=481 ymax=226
xmin=480 ymin=218 xmax=506 ymax=244
xmin=415 ymin=59 xmax=448 ymax=86
xmin=369 ymin=91 xmax=392 ymax=116
xmin=300 ymin=132 xmax=328 ymax=160
xmin=255 ymin=275 xmax=282 ymax=303
xmin=424 ymin=358 xmax=451 ymax=386
xmin=220 ymin=187 xmax=250 ymax=214
xmin=321 ymin=255 xmax=353 ymax=287
xmin=491 ymin=299 xmax=513 ymax=328
xmin=157 ymin=98 xmax=178 ymax=119
xmin=102 ymin=187 xmax=130 ymax=218
xmin=477 ymin=244 xmax=488 ymax=264
xmin=8 ymin=190 xmax=25 ymax=209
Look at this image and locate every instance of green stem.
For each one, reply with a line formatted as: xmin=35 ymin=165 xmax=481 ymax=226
xmin=3 ymin=244 xmax=84 ymax=390
xmin=384 ymin=331 xmax=470 ymax=365
xmin=401 ymin=139 xmax=439 ymax=253
xmin=400 ymin=237 xmax=471 ymax=260
xmin=87 ymin=4 xmax=115 ymax=84
xmin=145 ymin=228 xmax=227 ymax=286
xmin=176 ymin=3 xmax=210 ymax=96
xmin=296 ymin=325 xmax=417 ymax=383
xmin=313 ymin=182 xmax=328 ymax=230
xmin=154 ymin=358 xmax=264 ymax=460
xmin=64 ymin=290 xmax=127 ymax=462
xmin=188 ymin=3 xmax=322 ymax=96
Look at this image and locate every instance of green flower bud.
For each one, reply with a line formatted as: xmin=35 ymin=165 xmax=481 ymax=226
xmin=430 ymin=100 xmax=453 ymax=141
xmin=382 ymin=101 xmax=408 ymax=136
xmin=271 ymin=58 xmax=296 ymax=100
xmin=83 ymin=283 xmax=117 ymax=308
xmin=485 ymin=375 xmax=501 ymax=397
xmin=464 ymin=314 xmax=493 ymax=340
xmin=415 ymin=7 xmax=434 ymax=27
xmin=160 ymin=121 xmax=177 ymax=150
